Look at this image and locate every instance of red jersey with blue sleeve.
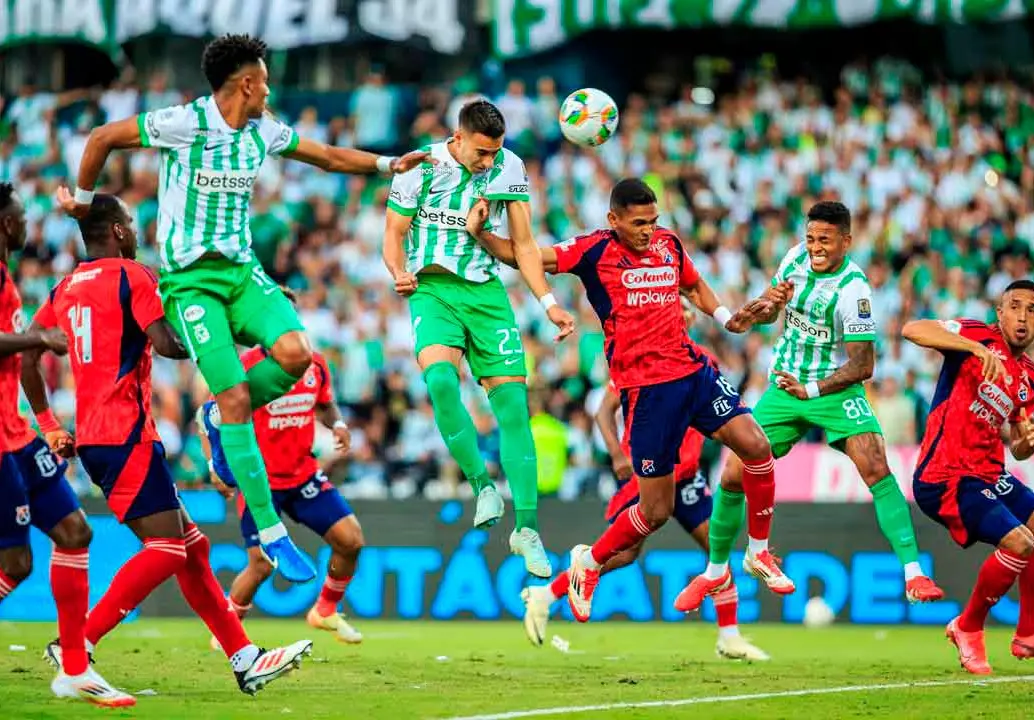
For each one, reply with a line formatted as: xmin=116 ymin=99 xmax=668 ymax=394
xmin=34 ymin=258 xmax=164 ymax=447
xmin=243 ymin=348 xmax=334 ymax=490
xmin=915 ymin=319 xmax=1034 ymax=483
xmin=0 ymin=267 xmax=36 ymax=453
xmin=553 ymin=228 xmax=708 ymax=390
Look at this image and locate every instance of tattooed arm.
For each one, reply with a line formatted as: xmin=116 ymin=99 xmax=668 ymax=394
xmin=774 ymin=341 xmax=874 ymax=399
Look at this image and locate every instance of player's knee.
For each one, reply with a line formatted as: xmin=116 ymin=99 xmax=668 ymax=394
xmin=1004 ymin=527 xmax=1034 ymax=558
xmin=861 ymin=459 xmax=892 ymax=486
xmin=639 ymin=495 xmax=673 ymax=529
xmin=1 ymin=550 xmax=33 ymax=584
xmin=721 ymin=458 xmax=745 ymax=493
xmin=250 ymin=553 xmax=275 ymax=582
xmin=216 ymin=384 xmax=252 ymax=421
xmin=332 ymin=520 xmax=365 ymax=560
xmin=271 ymin=332 xmax=313 ymax=377
xmin=62 ymin=519 xmax=93 ymax=550
xmin=736 ymin=430 xmax=772 ymax=464
xmin=424 ymin=362 xmax=461 ymax=404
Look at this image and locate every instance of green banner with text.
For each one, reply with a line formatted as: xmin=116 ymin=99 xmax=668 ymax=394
xmin=493 ymin=0 xmax=1034 ymax=58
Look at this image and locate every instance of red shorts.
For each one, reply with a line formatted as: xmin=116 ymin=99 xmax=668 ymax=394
xmin=79 ymin=441 xmax=179 ymax=522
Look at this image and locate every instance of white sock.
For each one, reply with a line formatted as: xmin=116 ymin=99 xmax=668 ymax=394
xmin=748 ymin=536 xmax=768 ymax=555
xmin=582 ymin=548 xmax=601 ymax=571
xmin=230 ymin=644 xmax=260 ymax=672
xmin=85 ymin=639 xmax=95 ymax=654
xmin=704 ymin=561 xmax=728 ymax=580
xmin=903 ymin=562 xmax=924 ymax=582
xmin=257 ymin=522 xmax=288 ymax=546
xmin=718 ymin=625 xmax=740 ymax=640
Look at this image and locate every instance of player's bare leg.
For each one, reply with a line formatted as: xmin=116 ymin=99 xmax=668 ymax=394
xmin=419 ymin=345 xmax=504 ymax=529
xmin=844 ymin=432 xmax=943 ymax=602
xmin=482 ymin=373 xmax=550 ymax=577
xmin=307 ymin=515 xmax=365 ymax=643
xmin=567 ymin=475 xmax=673 ymax=622
xmin=949 ymin=525 xmax=1034 ymax=674
xmin=204 ymin=380 xmax=315 ymax=582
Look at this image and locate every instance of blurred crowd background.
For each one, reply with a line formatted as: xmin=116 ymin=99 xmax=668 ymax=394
xmin=3 ymin=5 xmax=1034 ymax=502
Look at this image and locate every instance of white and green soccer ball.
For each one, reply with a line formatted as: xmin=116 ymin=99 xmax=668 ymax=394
xmin=803 ymin=596 xmax=836 ymax=628
xmin=558 ymin=88 xmax=619 ymax=148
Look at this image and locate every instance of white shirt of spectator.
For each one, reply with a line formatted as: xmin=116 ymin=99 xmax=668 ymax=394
xmin=137 ymin=96 xmax=299 ymax=272
xmin=769 ymin=242 xmax=877 ymax=384
xmin=387 ymin=140 xmax=530 ymax=283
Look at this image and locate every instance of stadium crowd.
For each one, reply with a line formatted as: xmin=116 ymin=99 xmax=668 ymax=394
xmin=2 ymin=57 xmax=1033 ymax=500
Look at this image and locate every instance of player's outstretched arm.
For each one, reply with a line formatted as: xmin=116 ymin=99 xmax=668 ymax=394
xmin=465 ymin=201 xmax=557 ymax=272
xmin=59 ymin=117 xmax=144 ymax=218
xmin=902 ymin=319 xmax=1006 ymax=382
xmin=1008 ymin=412 xmax=1034 ymax=461
xmin=0 ymin=327 xmax=65 ymax=359
xmin=682 ymin=275 xmax=772 ymax=333
xmin=285 ymin=137 xmax=430 ymax=176
xmin=506 ymin=201 xmax=574 ymax=341
xmin=595 ymin=387 xmax=632 ymax=482
xmin=383 ymin=209 xmax=419 ymax=296
xmin=145 ymin=319 xmax=190 ymax=360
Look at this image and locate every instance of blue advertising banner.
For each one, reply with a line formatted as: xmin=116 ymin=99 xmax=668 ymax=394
xmin=0 ymin=492 xmax=1008 ymax=625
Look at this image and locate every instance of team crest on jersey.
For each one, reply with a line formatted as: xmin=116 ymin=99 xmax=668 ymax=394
xmin=10 ymin=308 xmax=24 ymax=333
xmin=857 ymin=299 xmax=871 ymax=319
xmin=1020 ymin=384 xmax=1029 ymax=402
xmin=641 ymin=459 xmax=655 ymax=475
xmin=15 ymin=505 xmax=30 ymax=526
xmin=183 ymin=305 xmax=205 ymax=323
xmin=304 ymin=370 xmax=317 ymax=388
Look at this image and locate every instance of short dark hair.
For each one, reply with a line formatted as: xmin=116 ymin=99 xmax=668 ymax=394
xmin=77 ymin=194 xmax=127 ymax=247
xmin=609 ymin=178 xmax=657 ymax=211
xmin=280 ymin=285 xmax=298 ymax=305
xmin=202 ymin=34 xmax=267 ymax=92
xmin=0 ymin=182 xmax=15 ymax=214
xmin=458 ymin=100 xmax=506 ymax=139
xmin=807 ymin=201 xmax=851 ymax=234
xmin=1004 ymin=279 xmax=1034 ymax=295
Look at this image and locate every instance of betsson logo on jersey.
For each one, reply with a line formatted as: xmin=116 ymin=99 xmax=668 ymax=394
xmin=192 ymin=169 xmax=256 ymax=194
xmin=417 ymin=206 xmax=467 ymax=228
xmin=786 ymin=309 xmax=832 ymax=341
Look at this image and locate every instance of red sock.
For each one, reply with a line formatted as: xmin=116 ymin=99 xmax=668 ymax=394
xmin=85 ymin=537 xmax=187 ymax=645
xmin=315 ymin=576 xmax=351 ymax=616
xmin=958 ymin=549 xmax=1027 ymax=633
xmin=1018 ymin=561 xmax=1034 ymax=637
xmin=713 ymin=584 xmax=738 ymax=629
xmin=177 ymin=524 xmax=250 ymax=658
xmin=0 ymin=567 xmax=19 ymax=603
xmin=549 ymin=571 xmax=569 ymax=600
xmin=228 ymin=596 xmax=252 ymax=620
xmin=742 ymin=456 xmax=776 ymax=542
xmin=51 ymin=548 xmax=90 ymax=676
xmin=589 ymin=504 xmax=654 ymax=566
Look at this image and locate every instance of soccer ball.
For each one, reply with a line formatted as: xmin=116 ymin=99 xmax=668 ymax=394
xmin=802 ymin=596 xmax=836 ymax=628
xmin=559 ymin=88 xmax=619 ymax=148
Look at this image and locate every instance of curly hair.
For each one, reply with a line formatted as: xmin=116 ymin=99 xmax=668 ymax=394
xmin=201 ymin=34 xmax=268 ymax=92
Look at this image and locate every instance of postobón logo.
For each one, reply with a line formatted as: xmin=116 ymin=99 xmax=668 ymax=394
xmin=193 ymin=169 xmax=256 ymax=194
xmin=417 ymin=206 xmax=466 ymax=228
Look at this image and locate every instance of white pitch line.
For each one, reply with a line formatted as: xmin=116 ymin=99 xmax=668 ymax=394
xmin=441 ymin=674 xmax=1034 ymax=720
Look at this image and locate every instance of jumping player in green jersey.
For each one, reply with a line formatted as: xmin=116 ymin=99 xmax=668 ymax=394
xmin=57 ymin=34 xmax=429 ymax=583
xmin=383 ymin=101 xmax=576 ymax=578
xmin=679 ymin=201 xmax=946 ymax=610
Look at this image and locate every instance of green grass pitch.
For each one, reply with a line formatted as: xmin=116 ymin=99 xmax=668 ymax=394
xmin=0 ymin=619 xmax=1031 ymax=719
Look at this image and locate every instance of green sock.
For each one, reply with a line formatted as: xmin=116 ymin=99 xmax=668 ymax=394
xmin=423 ymin=363 xmax=493 ymax=494
xmin=708 ymin=487 xmax=746 ymax=565
xmin=488 ymin=382 xmax=538 ymax=532
xmin=221 ymin=421 xmax=280 ymax=532
xmin=870 ymin=475 xmax=920 ymax=566
xmin=246 ymin=356 xmax=301 ymax=409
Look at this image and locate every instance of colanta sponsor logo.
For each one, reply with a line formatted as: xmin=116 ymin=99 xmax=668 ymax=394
xmin=266 ymin=393 xmax=317 ymax=416
xmin=621 ymin=266 xmax=676 ymax=289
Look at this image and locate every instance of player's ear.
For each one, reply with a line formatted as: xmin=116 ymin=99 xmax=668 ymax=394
xmin=607 ymin=209 xmax=618 ymax=229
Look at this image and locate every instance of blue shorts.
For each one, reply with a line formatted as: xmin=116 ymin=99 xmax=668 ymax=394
xmin=78 ymin=441 xmax=180 ymax=523
xmin=237 ymin=472 xmax=353 ymax=547
xmin=607 ymin=471 xmax=712 ymax=536
xmin=0 ymin=437 xmax=79 ymax=549
xmin=621 ymin=366 xmax=749 ymax=479
xmin=914 ymin=472 xmax=1034 ymax=548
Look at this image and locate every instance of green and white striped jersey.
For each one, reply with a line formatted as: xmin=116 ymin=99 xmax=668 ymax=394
xmin=137 ymin=96 xmax=300 ymax=272
xmin=769 ymin=242 xmax=877 ymax=384
xmin=387 ymin=141 xmax=529 ymax=282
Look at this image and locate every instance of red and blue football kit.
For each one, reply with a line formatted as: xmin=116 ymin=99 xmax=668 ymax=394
xmin=913 ymin=319 xmax=1034 ymax=547
xmin=554 ymin=228 xmax=748 ymax=479
xmin=35 ymin=258 xmax=179 ymax=523
xmin=0 ymin=266 xmax=78 ymax=548
xmin=233 ymin=349 xmax=352 ymax=547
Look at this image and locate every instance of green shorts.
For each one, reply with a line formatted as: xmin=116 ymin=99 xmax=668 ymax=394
xmin=160 ymin=256 xmax=304 ymax=394
xmin=409 ymin=272 xmax=526 ymax=380
xmin=754 ymin=383 xmax=883 ymax=459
